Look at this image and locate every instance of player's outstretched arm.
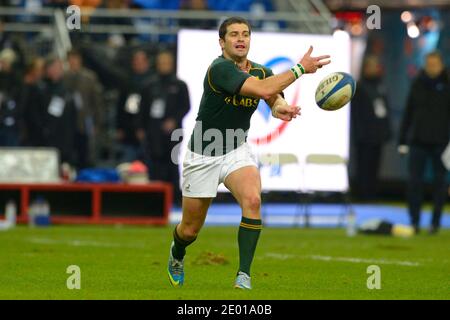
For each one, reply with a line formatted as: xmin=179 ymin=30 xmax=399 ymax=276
xmin=240 ymin=46 xmax=330 ymax=100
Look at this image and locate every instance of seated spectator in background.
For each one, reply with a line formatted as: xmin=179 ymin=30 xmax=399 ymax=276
xmin=116 ymin=49 xmax=151 ymax=163
xmin=350 ymin=55 xmax=391 ymax=201
xmin=43 ymin=0 xmax=70 ymax=9
xmin=70 ymin=0 xmax=102 ymax=9
xmin=90 ymin=0 xmax=135 ymax=43
xmin=64 ymin=48 xmax=104 ymax=168
xmin=179 ymin=0 xmax=216 ymax=30
xmin=209 ymin=0 xmax=273 ymax=12
xmin=0 ymin=48 xmax=22 ymax=147
xmin=20 ymin=56 xmax=46 ymax=147
xmin=40 ymin=56 xmax=79 ymax=167
xmin=132 ymin=0 xmax=179 ymax=10
xmin=69 ymin=0 xmax=102 ymax=26
xmin=0 ymin=18 xmax=4 ymax=42
xmin=209 ymin=0 xmax=252 ymax=11
xmin=138 ymin=50 xmax=190 ymax=205
xmin=131 ymin=0 xmax=179 ymax=43
xmin=248 ymin=0 xmax=279 ymax=31
xmin=4 ymin=0 xmax=43 ymax=24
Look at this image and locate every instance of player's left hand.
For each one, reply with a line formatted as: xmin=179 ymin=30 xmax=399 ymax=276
xmin=272 ymin=104 xmax=301 ymax=121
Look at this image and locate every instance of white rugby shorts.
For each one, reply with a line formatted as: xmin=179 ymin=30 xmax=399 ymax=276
xmin=181 ymin=143 xmax=257 ymax=198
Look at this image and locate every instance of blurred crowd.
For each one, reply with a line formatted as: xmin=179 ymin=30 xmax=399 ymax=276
xmin=0 ymin=0 xmax=280 ymax=43
xmin=0 ymin=0 xmax=280 ymax=206
xmin=1 ymin=39 xmax=191 ymax=198
xmin=1 ymin=42 xmax=191 ymax=201
xmin=0 ymin=0 xmax=275 ymax=11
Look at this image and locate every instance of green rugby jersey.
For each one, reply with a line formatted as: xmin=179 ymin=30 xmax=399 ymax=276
xmin=188 ymin=55 xmax=274 ymax=156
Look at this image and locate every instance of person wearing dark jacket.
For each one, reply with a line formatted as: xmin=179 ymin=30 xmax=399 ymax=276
xmin=351 ymin=55 xmax=391 ymax=200
xmin=138 ymin=51 xmax=190 ymax=205
xmin=0 ymin=48 xmax=22 ymax=147
xmin=40 ymin=56 xmax=79 ymax=166
xmin=398 ymin=51 xmax=450 ymax=235
xmin=20 ymin=57 xmax=46 ymax=147
xmin=116 ymin=49 xmax=152 ymax=163
xmin=64 ymin=49 xmax=104 ymax=168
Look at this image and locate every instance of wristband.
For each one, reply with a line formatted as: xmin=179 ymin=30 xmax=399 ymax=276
xmin=290 ymin=63 xmax=305 ymax=79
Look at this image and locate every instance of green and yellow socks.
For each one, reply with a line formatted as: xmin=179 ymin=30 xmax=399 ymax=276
xmin=171 ymin=218 xmax=262 ymax=277
xmin=172 ymin=226 xmax=196 ymax=260
xmin=238 ymin=217 xmax=262 ymax=276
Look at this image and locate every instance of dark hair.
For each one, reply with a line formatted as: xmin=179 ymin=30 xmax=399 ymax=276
xmin=219 ymin=16 xmax=251 ymax=40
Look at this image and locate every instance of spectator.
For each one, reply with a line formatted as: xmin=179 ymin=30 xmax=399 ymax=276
xmin=209 ymin=0 xmax=252 ymax=11
xmin=116 ymin=49 xmax=151 ymax=163
xmin=40 ymin=56 xmax=79 ymax=166
xmin=70 ymin=0 xmax=102 ymax=8
xmin=0 ymin=18 xmax=27 ymax=69
xmin=92 ymin=0 xmax=134 ymax=44
xmin=0 ymin=48 xmax=22 ymax=146
xmin=43 ymin=0 xmax=70 ymax=9
xmin=64 ymin=48 xmax=104 ymax=168
xmin=398 ymin=51 xmax=450 ymax=235
xmin=132 ymin=0 xmax=178 ymax=10
xmin=131 ymin=0 xmax=179 ymax=43
xmin=138 ymin=50 xmax=190 ymax=205
xmin=69 ymin=0 xmax=102 ymax=26
xmin=0 ymin=19 xmax=7 ymax=52
xmin=20 ymin=56 xmax=46 ymax=147
xmin=179 ymin=0 xmax=216 ymax=30
xmin=351 ymin=55 xmax=391 ymax=200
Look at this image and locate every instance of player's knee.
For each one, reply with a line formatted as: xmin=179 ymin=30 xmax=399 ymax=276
xmin=180 ymin=225 xmax=201 ymax=240
xmin=242 ymin=194 xmax=261 ymax=212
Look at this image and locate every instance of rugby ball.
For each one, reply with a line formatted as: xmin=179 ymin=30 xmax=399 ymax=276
xmin=315 ymin=72 xmax=356 ymax=111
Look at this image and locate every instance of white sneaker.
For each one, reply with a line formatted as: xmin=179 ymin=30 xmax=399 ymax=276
xmin=234 ymin=271 xmax=252 ymax=290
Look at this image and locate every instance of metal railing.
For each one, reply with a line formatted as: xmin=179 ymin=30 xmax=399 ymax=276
xmin=0 ymin=4 xmax=332 ymax=37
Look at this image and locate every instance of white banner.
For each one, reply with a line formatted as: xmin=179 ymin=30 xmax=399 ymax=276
xmin=177 ymin=29 xmax=351 ymax=192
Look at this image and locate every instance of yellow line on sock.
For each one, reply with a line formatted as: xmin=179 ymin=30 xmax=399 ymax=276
xmin=240 ymin=222 xmax=262 ymax=230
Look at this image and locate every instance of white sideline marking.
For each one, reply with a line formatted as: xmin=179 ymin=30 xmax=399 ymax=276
xmin=261 ymin=252 xmax=420 ymax=267
xmin=264 ymin=253 xmax=296 ymax=260
xmin=308 ymin=255 xmax=420 ymax=267
xmin=28 ymin=238 xmax=145 ymax=248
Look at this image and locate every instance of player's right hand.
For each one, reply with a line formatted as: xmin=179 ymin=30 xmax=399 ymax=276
xmin=299 ymin=46 xmax=331 ymax=74
xmin=272 ymin=103 xmax=301 ymax=121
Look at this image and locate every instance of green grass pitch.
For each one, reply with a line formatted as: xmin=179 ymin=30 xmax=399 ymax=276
xmin=0 ymin=225 xmax=449 ymax=300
